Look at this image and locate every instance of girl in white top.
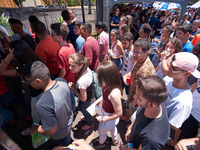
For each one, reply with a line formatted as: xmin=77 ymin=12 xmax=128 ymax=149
xmin=156 ymin=38 xmax=182 ymax=78
xmin=68 ymin=53 xmax=95 ymax=130
xmin=110 ymin=29 xmax=124 ymax=70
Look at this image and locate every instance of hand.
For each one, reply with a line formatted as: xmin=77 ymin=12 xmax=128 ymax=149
xmin=96 ymin=115 xmax=103 ymax=122
xmin=119 ymin=143 xmax=126 ymax=150
xmin=125 ymin=128 xmax=131 ymax=142
xmin=30 ymin=125 xmax=39 ymax=134
xmin=5 ymin=49 xmax=14 ymax=62
xmin=73 ymin=139 xmax=94 ymax=150
xmin=123 ymin=74 xmax=131 ymax=86
xmin=161 ymin=50 xmax=167 ymax=59
xmin=68 ymin=82 xmax=75 ymax=91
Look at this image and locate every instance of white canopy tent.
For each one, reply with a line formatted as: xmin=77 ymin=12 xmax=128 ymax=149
xmin=190 ymin=1 xmax=200 ymax=8
xmin=96 ymin=0 xmax=189 ymax=29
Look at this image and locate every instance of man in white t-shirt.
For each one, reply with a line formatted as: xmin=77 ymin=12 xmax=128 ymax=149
xmin=163 ymin=52 xmax=200 ymax=147
xmin=120 ymin=32 xmax=134 ymax=95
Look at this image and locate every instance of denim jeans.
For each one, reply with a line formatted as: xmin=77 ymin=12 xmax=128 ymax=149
xmin=31 ymin=92 xmax=43 ymax=124
xmin=78 ymin=100 xmax=93 ymax=126
xmin=111 ymin=58 xmax=122 ymax=70
xmin=52 ymin=133 xmax=73 ymax=146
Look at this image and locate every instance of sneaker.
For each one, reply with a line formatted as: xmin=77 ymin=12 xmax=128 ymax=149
xmin=21 ymin=128 xmax=31 ymax=136
xmin=105 ymin=137 xmax=118 ymax=146
xmin=91 ymin=140 xmax=105 ymax=149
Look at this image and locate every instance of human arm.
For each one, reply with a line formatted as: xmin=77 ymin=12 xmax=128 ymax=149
xmin=175 ymin=138 xmax=197 ymax=150
xmin=68 ymin=82 xmax=87 ymax=102
xmin=190 ymin=82 xmax=198 ymax=93
xmin=58 ymin=68 xmax=66 ymax=78
xmin=160 ymin=51 xmax=169 ymax=76
xmin=111 ymin=42 xmax=124 ymax=59
xmin=125 ymin=119 xmax=136 ymax=142
xmin=96 ymin=88 xmax=122 ymax=122
xmin=123 ymin=71 xmax=132 ymax=85
xmin=0 ymin=50 xmax=19 ymax=77
xmin=169 ymin=124 xmax=182 ymax=147
xmin=0 ymin=50 xmax=14 ymax=74
xmin=94 ymin=96 xmax=103 ymax=106
xmin=100 ymin=44 xmax=105 ymax=55
xmin=31 ymin=124 xmax=57 ymax=135
xmin=73 ymin=139 xmax=94 ymax=150
xmin=110 ymin=21 xmax=120 ymax=27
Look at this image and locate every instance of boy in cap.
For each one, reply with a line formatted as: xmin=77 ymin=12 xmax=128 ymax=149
xmin=163 ymin=52 xmax=200 ymax=146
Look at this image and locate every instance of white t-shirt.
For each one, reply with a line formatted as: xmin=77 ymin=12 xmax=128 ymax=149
xmin=163 ymin=76 xmax=193 ymax=128
xmin=76 ymin=68 xmax=92 ymax=89
xmin=121 ymin=47 xmax=134 ymax=76
xmin=191 ymin=78 xmax=200 ymax=122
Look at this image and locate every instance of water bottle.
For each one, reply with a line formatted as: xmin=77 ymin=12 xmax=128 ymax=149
xmin=124 ymin=143 xmax=134 ymax=149
xmin=166 ymin=48 xmax=170 ymax=56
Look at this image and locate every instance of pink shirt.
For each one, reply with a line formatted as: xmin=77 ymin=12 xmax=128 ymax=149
xmin=98 ymin=31 xmax=109 ymax=56
xmin=111 ymin=40 xmax=121 ymax=57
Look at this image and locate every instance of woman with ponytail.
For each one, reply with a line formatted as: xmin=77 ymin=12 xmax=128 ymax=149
xmin=68 ymin=53 xmax=95 ymax=130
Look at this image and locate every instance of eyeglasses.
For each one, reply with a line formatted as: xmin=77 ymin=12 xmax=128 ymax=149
xmin=22 ymin=78 xmax=36 ymax=84
xmin=133 ymin=51 xmax=144 ymax=56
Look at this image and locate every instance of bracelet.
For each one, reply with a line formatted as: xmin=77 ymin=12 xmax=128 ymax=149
xmin=2 ymin=60 xmax=9 ymax=64
xmin=102 ymin=116 xmax=105 ymax=122
xmin=161 ymin=57 xmax=166 ymax=60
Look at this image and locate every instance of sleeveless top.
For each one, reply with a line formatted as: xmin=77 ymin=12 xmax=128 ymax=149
xmin=111 ymin=40 xmax=121 ymax=57
xmin=102 ymin=87 xmax=115 ymax=113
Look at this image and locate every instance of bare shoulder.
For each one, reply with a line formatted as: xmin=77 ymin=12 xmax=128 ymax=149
xmin=109 ymin=88 xmax=121 ymax=100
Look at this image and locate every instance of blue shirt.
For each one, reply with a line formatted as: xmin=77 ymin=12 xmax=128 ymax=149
xmin=182 ymin=41 xmax=193 ymax=52
xmin=111 ymin=15 xmax=120 ymax=29
xmin=76 ymin=35 xmax=85 ymax=53
xmin=67 ymin=23 xmax=78 ymax=49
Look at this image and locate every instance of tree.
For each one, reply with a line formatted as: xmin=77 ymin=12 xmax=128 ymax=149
xmin=14 ymin=0 xmax=26 ymax=7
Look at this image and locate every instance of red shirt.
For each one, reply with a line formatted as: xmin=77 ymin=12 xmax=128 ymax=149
xmin=57 ymin=43 xmax=76 ymax=82
xmin=81 ymin=37 xmax=100 ymax=71
xmin=102 ymin=87 xmax=115 ymax=113
xmin=35 ymin=36 xmax=60 ymax=75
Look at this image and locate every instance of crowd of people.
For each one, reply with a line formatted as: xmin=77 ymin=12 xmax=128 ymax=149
xmin=1 ymin=3 xmax=200 ymax=150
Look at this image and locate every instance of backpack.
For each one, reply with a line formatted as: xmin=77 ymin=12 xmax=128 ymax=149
xmin=91 ymin=71 xmax=102 ymax=99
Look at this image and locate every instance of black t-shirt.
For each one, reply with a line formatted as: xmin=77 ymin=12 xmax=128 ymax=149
xmin=21 ymin=34 xmax=36 ymax=51
xmin=153 ymin=20 xmax=163 ymax=36
xmin=17 ymin=67 xmax=43 ymax=97
xmin=129 ymin=104 xmax=170 ymax=150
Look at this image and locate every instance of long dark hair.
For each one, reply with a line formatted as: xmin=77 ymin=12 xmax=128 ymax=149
xmin=96 ymin=60 xmax=122 ymax=94
xmin=9 ymin=40 xmax=43 ymax=67
xmin=68 ymin=53 xmax=88 ymax=85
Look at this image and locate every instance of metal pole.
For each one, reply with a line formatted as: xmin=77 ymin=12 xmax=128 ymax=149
xmin=81 ymin=0 xmax=85 ymax=23
xmin=88 ymin=0 xmax=92 ymax=14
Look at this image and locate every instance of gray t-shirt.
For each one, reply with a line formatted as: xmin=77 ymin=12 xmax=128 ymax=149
xmin=36 ymin=78 xmax=73 ymax=140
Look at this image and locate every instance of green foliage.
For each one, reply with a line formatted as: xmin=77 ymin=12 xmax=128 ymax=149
xmin=54 ymin=16 xmax=63 ymax=23
xmin=0 ymin=14 xmax=9 ymax=29
xmin=14 ymin=0 xmax=26 ymax=7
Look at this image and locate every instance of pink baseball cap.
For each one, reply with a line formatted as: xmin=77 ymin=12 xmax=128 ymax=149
xmin=172 ymin=52 xmax=200 ymax=78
